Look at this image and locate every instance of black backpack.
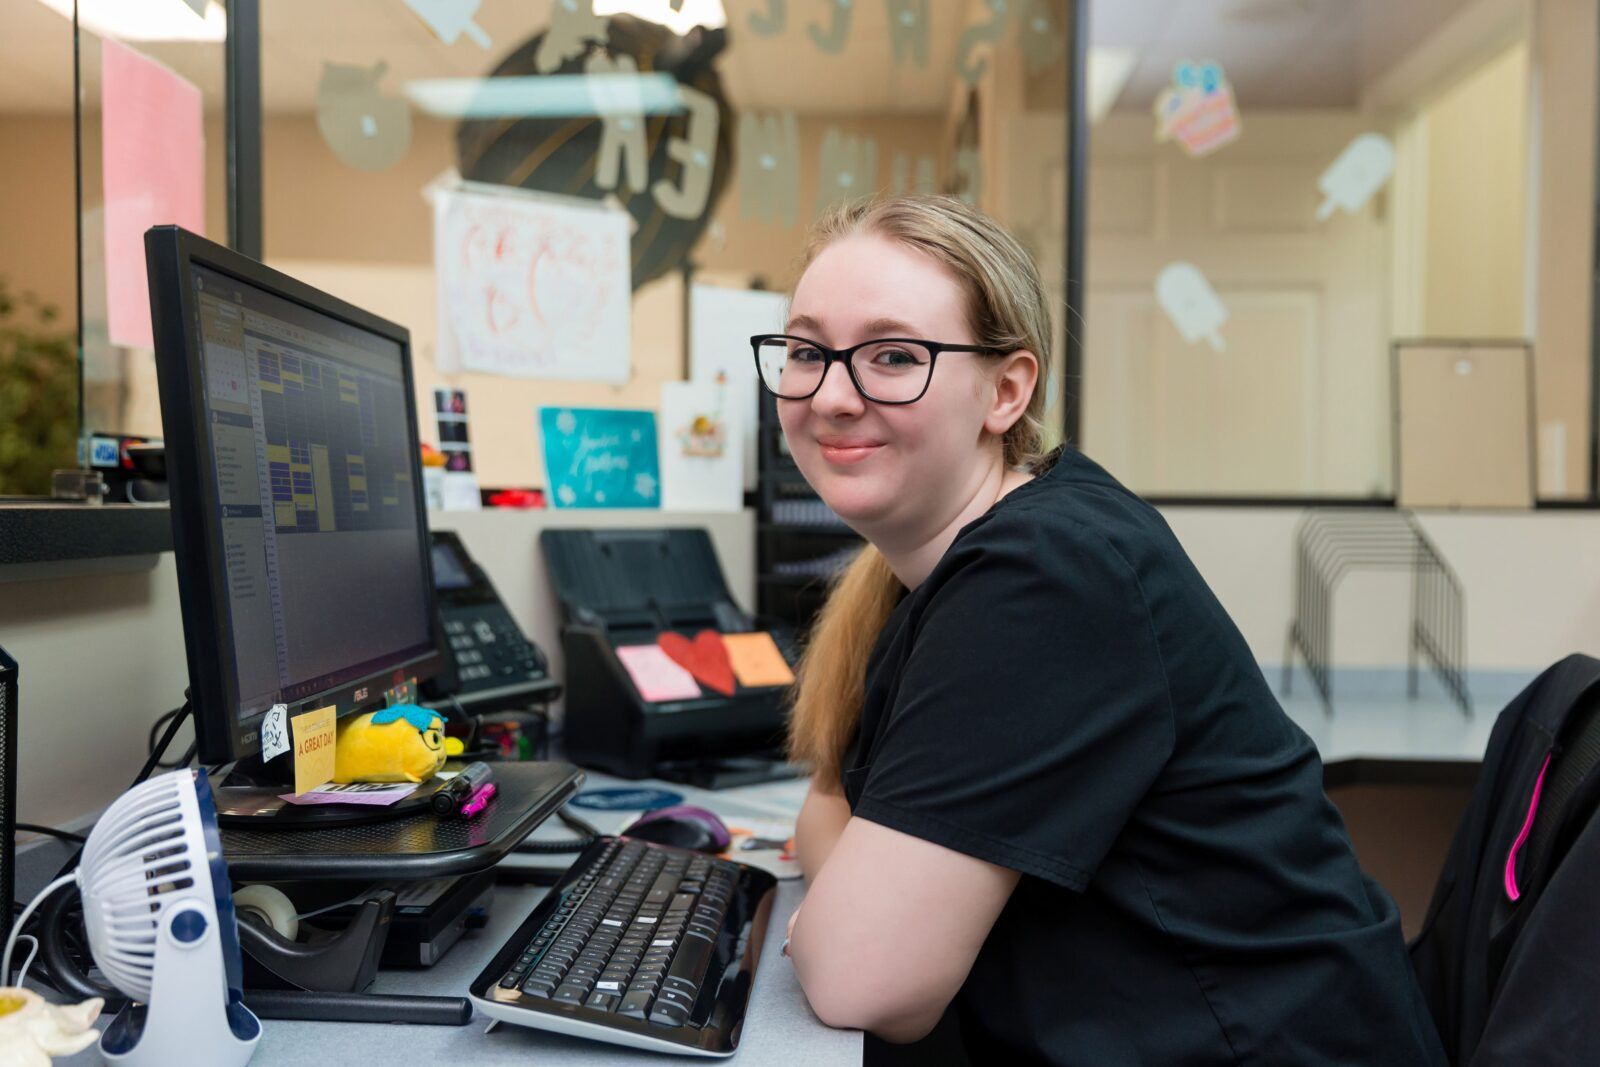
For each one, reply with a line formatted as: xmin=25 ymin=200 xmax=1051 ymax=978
xmin=1410 ymin=654 xmax=1600 ymax=1066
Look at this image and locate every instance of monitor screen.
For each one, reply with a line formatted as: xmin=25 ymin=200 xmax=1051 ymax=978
xmin=189 ymin=263 xmax=435 ymax=727
xmin=430 ymin=541 xmax=474 ymax=591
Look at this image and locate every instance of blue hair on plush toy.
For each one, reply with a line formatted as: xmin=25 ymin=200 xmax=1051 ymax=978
xmin=332 ymin=703 xmax=447 ymax=784
xmin=372 ymin=705 xmax=442 ymax=731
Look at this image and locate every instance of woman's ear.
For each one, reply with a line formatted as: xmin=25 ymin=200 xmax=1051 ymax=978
xmin=983 ymin=350 xmax=1039 ymax=438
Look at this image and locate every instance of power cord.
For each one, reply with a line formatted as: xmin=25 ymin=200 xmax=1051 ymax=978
xmin=147 ymin=703 xmax=195 ymax=769
xmin=14 ymin=824 xmax=85 ymax=845
xmin=512 ymin=807 xmax=603 ymax=855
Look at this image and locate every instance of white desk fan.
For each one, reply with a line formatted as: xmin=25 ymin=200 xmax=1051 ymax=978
xmin=5 ymin=769 xmax=261 ymax=1066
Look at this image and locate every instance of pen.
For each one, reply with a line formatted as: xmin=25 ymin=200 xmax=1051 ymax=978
xmin=459 ymin=782 xmax=498 ymax=818
xmin=430 ymin=761 xmax=494 ymax=815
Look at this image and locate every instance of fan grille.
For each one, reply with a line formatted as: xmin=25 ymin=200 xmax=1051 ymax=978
xmin=81 ymin=773 xmax=203 ymax=1001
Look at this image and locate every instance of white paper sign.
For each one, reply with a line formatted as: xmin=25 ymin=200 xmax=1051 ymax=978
xmin=262 ymin=704 xmax=290 ymax=762
xmin=660 ymin=380 xmax=743 ymax=512
xmin=440 ymin=471 xmax=482 ymax=511
xmin=689 ymin=284 xmax=787 ymax=491
xmin=434 ymin=184 xmax=631 ymax=382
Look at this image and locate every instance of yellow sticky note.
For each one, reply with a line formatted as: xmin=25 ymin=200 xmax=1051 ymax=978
xmin=291 ymin=705 xmax=337 ymax=795
xmin=722 ymin=632 xmax=795 ymax=688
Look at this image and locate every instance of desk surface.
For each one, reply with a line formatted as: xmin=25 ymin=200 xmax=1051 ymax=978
xmin=46 ymin=771 xmax=858 ymax=1066
xmin=1280 ymin=696 xmax=1493 ymax=786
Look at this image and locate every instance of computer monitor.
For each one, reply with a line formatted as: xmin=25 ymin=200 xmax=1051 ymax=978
xmin=145 ymin=226 xmax=441 ymax=768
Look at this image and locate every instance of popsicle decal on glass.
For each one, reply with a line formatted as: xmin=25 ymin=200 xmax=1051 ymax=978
xmin=1316 ymin=133 xmax=1395 ymax=221
xmin=1155 ymin=262 xmax=1228 ymax=352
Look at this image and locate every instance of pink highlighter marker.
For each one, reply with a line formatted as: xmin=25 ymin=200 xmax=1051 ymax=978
xmin=459 ymin=782 xmax=497 ymax=818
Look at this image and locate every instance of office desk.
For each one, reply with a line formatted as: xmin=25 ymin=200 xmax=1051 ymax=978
xmin=1280 ymin=698 xmax=1493 ymax=788
xmin=44 ymin=772 xmax=860 ymax=1065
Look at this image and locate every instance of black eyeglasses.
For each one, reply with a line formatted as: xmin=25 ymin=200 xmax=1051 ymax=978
xmin=750 ymin=334 xmax=1011 ymax=405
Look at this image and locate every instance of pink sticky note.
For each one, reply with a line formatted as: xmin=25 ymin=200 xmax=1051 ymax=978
xmin=615 ymin=644 xmax=702 ymax=703
xmin=102 ymin=39 xmax=206 ymax=349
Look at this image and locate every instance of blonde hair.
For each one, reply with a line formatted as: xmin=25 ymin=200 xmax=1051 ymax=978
xmin=786 ymin=194 xmax=1057 ymax=787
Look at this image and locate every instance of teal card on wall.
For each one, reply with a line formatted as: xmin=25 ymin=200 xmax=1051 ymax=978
xmin=539 ymin=407 xmax=661 ymax=508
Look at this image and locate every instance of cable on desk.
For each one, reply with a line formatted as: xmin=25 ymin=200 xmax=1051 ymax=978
xmin=511 ymin=806 xmax=602 ymax=855
xmin=33 ymin=880 xmax=120 ymax=1006
xmin=13 ymin=824 xmax=85 ymax=845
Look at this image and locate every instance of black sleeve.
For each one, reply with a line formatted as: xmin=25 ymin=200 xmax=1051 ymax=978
xmin=850 ymin=511 xmax=1176 ymax=891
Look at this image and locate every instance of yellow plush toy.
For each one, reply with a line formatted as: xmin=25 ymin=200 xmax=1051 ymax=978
xmin=332 ymin=704 xmax=447 ymax=784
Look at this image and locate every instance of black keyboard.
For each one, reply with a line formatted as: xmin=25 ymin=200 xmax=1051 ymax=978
xmin=470 ymin=836 xmax=778 ymax=1056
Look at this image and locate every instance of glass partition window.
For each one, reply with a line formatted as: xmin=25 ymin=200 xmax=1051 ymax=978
xmin=76 ymin=3 xmax=231 ymax=448
xmin=254 ymin=0 xmax=1072 ymax=489
xmin=0 ymin=0 xmax=229 ymax=496
xmin=1081 ymin=0 xmax=1596 ymax=501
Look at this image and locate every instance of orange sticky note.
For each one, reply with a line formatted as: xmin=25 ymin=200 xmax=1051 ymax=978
xmin=290 ymin=705 xmax=337 ymax=795
xmin=721 ymin=632 xmax=795 ymax=688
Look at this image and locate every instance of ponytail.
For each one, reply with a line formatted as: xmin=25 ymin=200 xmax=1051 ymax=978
xmin=786 ymin=545 xmax=903 ymax=788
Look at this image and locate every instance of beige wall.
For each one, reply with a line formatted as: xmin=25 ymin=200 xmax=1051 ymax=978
xmin=1420 ymin=40 xmax=1529 ymax=337
xmin=1531 ymin=0 xmax=1597 ymax=497
xmin=0 ymin=117 xmax=79 ymax=324
xmin=695 ymin=114 xmax=948 ymax=290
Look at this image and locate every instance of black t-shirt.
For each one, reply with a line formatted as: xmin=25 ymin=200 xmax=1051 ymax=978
xmin=840 ymin=448 xmax=1446 ymax=1065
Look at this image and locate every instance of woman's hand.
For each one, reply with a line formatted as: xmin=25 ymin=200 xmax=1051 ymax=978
xmin=783 ymin=903 xmax=801 ymax=956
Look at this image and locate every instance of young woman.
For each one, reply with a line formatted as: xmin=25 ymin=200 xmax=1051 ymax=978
xmin=767 ymin=195 xmax=1446 ymax=1064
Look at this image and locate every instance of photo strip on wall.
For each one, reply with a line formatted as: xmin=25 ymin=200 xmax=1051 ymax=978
xmin=433 ymin=387 xmax=482 ymax=510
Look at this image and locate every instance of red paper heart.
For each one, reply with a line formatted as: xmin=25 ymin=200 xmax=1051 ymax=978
xmin=657 ymin=630 xmax=736 ymax=697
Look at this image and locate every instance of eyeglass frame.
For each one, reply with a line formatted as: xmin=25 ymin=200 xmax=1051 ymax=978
xmin=749 ymin=333 xmax=1014 ymax=405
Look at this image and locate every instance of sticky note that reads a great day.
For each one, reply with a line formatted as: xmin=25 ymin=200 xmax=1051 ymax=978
xmin=722 ymin=632 xmax=795 ymax=688
xmin=291 ymin=705 xmax=338 ymax=796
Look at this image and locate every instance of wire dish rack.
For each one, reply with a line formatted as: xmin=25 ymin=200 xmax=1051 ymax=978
xmin=1282 ymin=509 xmax=1471 ymax=716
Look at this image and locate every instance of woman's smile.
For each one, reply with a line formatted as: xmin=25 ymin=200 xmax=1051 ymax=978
xmin=816 ymin=434 xmax=885 ymax=466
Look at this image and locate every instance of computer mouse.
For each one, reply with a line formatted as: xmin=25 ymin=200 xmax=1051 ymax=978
xmin=622 ymin=805 xmax=732 ymax=853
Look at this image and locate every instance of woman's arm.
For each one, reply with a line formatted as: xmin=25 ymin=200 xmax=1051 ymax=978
xmin=788 ymin=816 xmax=1019 ymax=1043
xmin=794 ymin=776 xmax=852 ymax=882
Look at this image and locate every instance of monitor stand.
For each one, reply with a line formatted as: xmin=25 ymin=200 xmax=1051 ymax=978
xmin=210 ymin=756 xmax=457 ymax=828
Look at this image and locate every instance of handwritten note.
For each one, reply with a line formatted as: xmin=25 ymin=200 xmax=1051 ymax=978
xmin=261 ymin=703 xmax=290 ymax=762
xmin=616 ymin=644 xmax=702 ymax=703
xmin=434 ymin=185 xmax=630 ymax=382
xmin=722 ymin=632 xmax=795 ymax=688
xmin=291 ymin=705 xmax=338 ymax=796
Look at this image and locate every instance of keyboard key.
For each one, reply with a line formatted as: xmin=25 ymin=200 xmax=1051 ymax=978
xmin=645 ymin=873 xmax=679 ymax=905
xmin=648 ymin=998 xmax=692 ymax=1027
xmin=667 ymin=933 xmax=714 ymax=989
xmin=661 ymin=975 xmax=698 ymax=998
xmin=552 ymin=984 xmax=588 ymax=1005
xmin=617 ymin=990 xmax=653 ymax=1019
xmin=586 ymin=992 xmax=618 ymax=1012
